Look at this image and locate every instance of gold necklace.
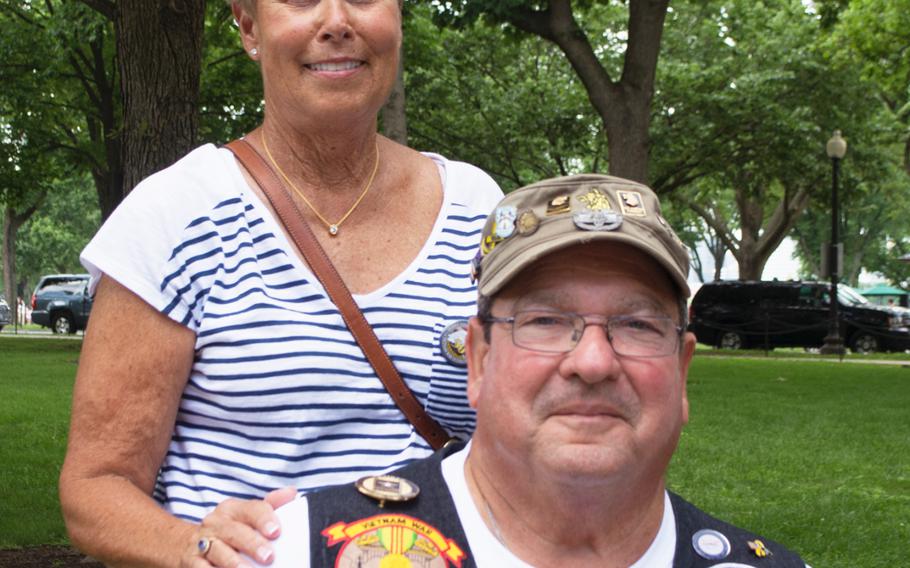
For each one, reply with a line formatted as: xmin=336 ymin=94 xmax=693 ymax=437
xmin=261 ymin=134 xmax=380 ymax=237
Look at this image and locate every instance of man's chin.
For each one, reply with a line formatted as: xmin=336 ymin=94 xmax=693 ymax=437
xmin=534 ymin=440 xmax=630 ymax=480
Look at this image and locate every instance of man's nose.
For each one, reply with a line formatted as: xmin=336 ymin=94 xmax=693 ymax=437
xmin=561 ymin=323 xmax=620 ymax=384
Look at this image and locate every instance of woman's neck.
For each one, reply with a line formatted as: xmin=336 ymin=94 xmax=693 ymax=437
xmin=256 ymin=119 xmax=380 ymax=192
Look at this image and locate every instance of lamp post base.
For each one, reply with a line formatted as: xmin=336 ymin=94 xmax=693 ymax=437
xmin=820 ymin=334 xmax=846 ymax=355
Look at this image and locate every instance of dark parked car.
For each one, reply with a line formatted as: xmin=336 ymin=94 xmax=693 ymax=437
xmin=0 ymin=295 xmax=11 ymax=331
xmin=688 ymin=280 xmax=910 ymax=353
xmin=30 ymin=274 xmax=93 ymax=334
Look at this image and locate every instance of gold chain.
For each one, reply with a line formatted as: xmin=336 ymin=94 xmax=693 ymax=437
xmin=261 ymin=134 xmax=380 ymax=237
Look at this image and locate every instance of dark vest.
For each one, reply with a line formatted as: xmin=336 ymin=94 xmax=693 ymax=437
xmin=307 ymin=444 xmax=805 ymax=567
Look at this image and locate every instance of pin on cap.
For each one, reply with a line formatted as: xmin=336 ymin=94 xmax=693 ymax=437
xmin=493 ymin=206 xmax=517 ymax=239
xmin=473 ymin=174 xmax=690 ymax=299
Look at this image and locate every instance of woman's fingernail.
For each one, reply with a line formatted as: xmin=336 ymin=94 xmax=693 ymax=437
xmin=257 ymin=546 xmax=274 ymax=563
xmin=264 ymin=522 xmax=280 ymax=537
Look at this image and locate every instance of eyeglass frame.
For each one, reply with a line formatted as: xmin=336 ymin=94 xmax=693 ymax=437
xmin=481 ymin=309 xmax=685 ymax=358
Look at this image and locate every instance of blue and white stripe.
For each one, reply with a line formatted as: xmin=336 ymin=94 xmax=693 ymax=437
xmin=82 ymin=145 xmax=501 ymax=522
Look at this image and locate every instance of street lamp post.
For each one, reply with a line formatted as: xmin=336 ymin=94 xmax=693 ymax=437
xmin=820 ymin=130 xmax=847 ymax=355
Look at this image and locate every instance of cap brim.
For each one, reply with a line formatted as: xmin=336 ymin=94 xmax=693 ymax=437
xmin=479 ymin=228 xmax=690 ymax=299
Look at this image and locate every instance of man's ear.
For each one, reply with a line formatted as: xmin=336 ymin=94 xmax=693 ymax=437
xmin=678 ymin=331 xmax=697 ymax=424
xmin=465 ymin=317 xmax=490 ymax=410
xmin=232 ymin=2 xmax=259 ymax=55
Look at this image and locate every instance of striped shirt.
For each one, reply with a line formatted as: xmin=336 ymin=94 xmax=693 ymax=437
xmin=81 ymin=144 xmax=502 ymax=521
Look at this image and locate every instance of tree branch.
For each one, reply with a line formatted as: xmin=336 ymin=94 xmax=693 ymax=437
xmin=78 ymin=0 xmax=116 ymax=20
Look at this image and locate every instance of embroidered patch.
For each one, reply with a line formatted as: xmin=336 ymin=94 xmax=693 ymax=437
xmin=323 ymin=514 xmax=467 ymax=567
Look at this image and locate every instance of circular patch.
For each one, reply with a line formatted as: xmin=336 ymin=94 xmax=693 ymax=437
xmin=439 ymin=320 xmax=469 ymax=366
xmin=692 ymin=529 xmax=731 ymax=560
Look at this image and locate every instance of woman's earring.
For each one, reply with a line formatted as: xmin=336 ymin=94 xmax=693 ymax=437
xmin=250 ymin=48 xmax=259 ymax=57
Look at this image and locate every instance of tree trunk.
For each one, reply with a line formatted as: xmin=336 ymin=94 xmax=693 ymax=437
xmin=709 ymin=237 xmax=726 ymax=281
xmin=2 ymin=201 xmax=42 ymax=324
xmin=83 ymin=32 xmax=123 ymax=221
xmin=685 ymin=181 xmax=811 ymax=282
xmin=116 ymin=0 xmax=205 ymax=194
xmin=690 ymin=247 xmax=705 ymax=283
xmin=506 ymin=0 xmax=668 ymax=184
xmin=380 ymin=46 xmax=408 ymax=145
xmin=2 ymin=210 xmax=16 ymax=317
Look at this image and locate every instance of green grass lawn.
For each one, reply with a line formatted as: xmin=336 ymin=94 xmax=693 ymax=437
xmin=1 ymin=337 xmax=908 ymax=566
xmin=0 ymin=337 xmax=82 ymax=547
xmin=0 ymin=322 xmax=48 ymax=333
xmin=669 ymin=357 xmax=910 ymax=567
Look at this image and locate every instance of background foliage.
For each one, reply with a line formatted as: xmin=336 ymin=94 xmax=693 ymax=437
xmin=1 ymin=0 xmax=909 ymax=295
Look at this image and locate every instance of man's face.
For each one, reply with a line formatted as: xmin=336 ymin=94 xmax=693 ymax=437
xmin=467 ymin=242 xmax=696 ymax=485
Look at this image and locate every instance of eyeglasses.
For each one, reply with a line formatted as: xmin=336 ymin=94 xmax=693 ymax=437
xmin=483 ymin=309 xmax=683 ymax=358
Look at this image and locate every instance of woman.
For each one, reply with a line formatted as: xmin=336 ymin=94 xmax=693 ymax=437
xmin=59 ymin=1 xmax=502 ymax=566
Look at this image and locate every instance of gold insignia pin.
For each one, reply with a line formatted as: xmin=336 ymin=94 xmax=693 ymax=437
xmin=355 ymin=475 xmax=420 ymax=508
xmin=546 ymin=195 xmax=571 ymax=216
xmin=517 ymin=210 xmax=540 ymax=235
xmin=577 ymin=187 xmax=613 ymax=211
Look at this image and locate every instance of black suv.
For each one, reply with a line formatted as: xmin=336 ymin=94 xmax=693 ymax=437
xmin=688 ymin=280 xmax=910 ymax=353
xmin=30 ymin=274 xmax=93 ymax=334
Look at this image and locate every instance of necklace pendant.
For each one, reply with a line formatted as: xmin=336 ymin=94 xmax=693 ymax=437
xmin=329 ymin=224 xmax=339 ymax=236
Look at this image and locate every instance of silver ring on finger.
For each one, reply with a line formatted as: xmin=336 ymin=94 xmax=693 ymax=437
xmin=197 ymin=536 xmax=216 ymax=558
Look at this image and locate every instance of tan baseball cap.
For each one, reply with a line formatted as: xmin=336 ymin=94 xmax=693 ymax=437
xmin=473 ymin=174 xmax=690 ymax=298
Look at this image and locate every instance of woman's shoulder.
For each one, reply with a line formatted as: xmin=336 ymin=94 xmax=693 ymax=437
xmin=419 ymin=151 xmax=503 ymax=209
xmin=132 ymin=143 xmax=237 ymax=197
xmin=114 ymin=144 xmax=243 ymax=219
xmin=92 ymin=143 xmax=247 ymax=256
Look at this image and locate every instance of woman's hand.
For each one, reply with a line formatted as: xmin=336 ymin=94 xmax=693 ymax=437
xmin=184 ymin=487 xmax=298 ymax=568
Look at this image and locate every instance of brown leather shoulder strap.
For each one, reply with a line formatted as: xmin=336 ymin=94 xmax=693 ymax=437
xmin=224 ymin=138 xmax=452 ymax=450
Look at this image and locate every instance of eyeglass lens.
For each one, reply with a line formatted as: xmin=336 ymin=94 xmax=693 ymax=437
xmin=511 ymin=310 xmax=678 ymax=357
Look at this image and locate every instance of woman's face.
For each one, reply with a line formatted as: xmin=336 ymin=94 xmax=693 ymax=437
xmin=235 ymin=0 xmax=402 ymax=128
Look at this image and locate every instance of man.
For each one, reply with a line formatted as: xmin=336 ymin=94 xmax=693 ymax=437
xmin=251 ymin=174 xmax=807 ymax=567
